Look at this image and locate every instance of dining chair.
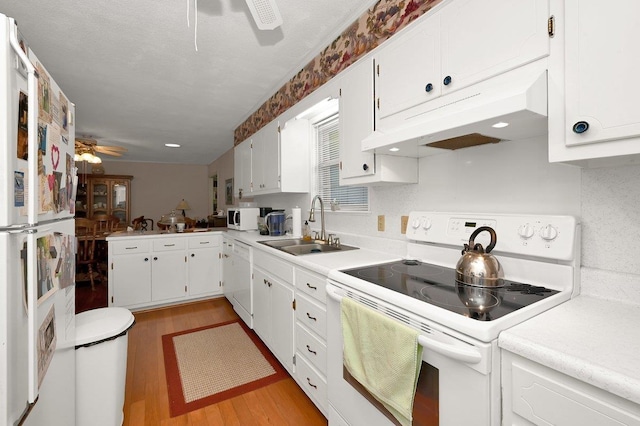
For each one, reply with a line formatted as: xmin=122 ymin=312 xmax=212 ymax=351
xmin=184 ymin=217 xmax=197 ymax=229
xmin=92 ymin=213 xmax=120 ymax=233
xmin=132 ymin=215 xmax=154 ymax=231
xmin=75 ymin=218 xmax=101 ymax=290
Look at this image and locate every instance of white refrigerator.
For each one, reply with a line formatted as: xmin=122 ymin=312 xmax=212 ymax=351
xmin=0 ymin=14 xmax=78 ymax=426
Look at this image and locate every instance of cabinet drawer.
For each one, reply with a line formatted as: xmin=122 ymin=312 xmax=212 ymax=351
xmin=253 ymin=249 xmax=293 ymax=283
xmin=111 ymin=240 xmax=150 ymax=255
xmin=295 ymin=293 xmax=326 ymax=340
xmin=153 ymin=238 xmax=186 ymax=252
xmin=296 ymin=322 xmax=327 ymax=376
xmin=295 ymin=268 xmax=326 ymax=304
xmin=295 ymin=354 xmax=327 ymax=414
xmin=188 ymin=234 xmax=220 ymax=249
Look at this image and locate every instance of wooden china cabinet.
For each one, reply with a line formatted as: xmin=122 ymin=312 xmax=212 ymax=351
xmin=75 ymin=174 xmax=133 ymax=225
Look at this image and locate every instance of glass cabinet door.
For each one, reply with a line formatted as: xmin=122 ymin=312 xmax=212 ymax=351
xmin=91 ymin=181 xmax=109 ymax=215
xmin=111 ymin=181 xmax=128 ymax=224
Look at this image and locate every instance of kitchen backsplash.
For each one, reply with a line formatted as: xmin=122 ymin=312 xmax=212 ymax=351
xmin=256 ymin=136 xmax=640 ymax=297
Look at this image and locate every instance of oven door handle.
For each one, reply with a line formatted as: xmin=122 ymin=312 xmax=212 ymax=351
xmin=327 ymin=286 xmax=482 ymax=365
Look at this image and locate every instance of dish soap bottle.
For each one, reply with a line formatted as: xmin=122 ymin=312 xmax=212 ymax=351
xmin=302 ymin=220 xmax=312 ymax=241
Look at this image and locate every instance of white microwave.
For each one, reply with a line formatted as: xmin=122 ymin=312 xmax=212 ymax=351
xmin=227 ymin=208 xmax=259 ymax=231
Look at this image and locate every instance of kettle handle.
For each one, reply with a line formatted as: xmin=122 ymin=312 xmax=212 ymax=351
xmin=468 ymin=226 xmax=498 ymax=253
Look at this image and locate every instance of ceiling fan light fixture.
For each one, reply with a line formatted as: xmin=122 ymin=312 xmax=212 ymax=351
xmin=245 ymin=0 xmax=282 ymax=30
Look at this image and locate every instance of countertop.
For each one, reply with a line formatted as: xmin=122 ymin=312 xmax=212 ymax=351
xmin=224 ymin=230 xmax=401 ymax=276
xmin=499 ymin=295 xmax=640 ymax=405
xmin=106 ymin=227 xmax=228 ymax=240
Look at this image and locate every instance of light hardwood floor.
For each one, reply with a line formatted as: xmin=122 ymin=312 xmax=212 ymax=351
xmin=123 ymin=297 xmax=328 ymax=425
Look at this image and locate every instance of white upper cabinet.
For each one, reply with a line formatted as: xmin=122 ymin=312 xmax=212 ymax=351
xmin=251 ymin=119 xmax=280 ymax=194
xmin=234 ymin=118 xmax=310 ymax=197
xmin=233 ymin=138 xmax=252 ymax=199
xmin=549 ymin=0 xmax=640 ymax=165
xmin=339 ymin=56 xmax=418 ymax=185
xmin=375 ymin=0 xmax=549 ymax=128
xmin=339 ymin=57 xmax=375 ymax=180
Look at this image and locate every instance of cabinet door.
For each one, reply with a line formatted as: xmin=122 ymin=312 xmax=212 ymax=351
xmin=261 ymin=120 xmax=280 ymax=192
xmin=339 ymin=59 xmax=376 ymax=181
xmin=110 ymin=179 xmax=129 ymax=225
xmin=89 ymin=179 xmax=109 ymax=216
xmin=188 ymin=247 xmax=221 ymax=296
xmin=233 ymin=139 xmax=252 ymax=198
xmin=251 ymin=120 xmax=280 ymax=194
xmin=375 ymin=15 xmax=440 ymax=121
xmin=151 ymin=251 xmax=186 ymax=301
xmin=270 ymin=278 xmax=294 ymax=372
xmin=252 ymin=268 xmax=271 ymax=342
xmin=111 ymin=254 xmax=152 ymax=307
xmin=563 ymin=0 xmax=640 ymax=147
xmin=440 ymin=0 xmax=549 ymax=95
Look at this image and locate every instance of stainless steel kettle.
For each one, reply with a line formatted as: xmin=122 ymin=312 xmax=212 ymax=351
xmin=455 ymin=226 xmax=504 ymax=287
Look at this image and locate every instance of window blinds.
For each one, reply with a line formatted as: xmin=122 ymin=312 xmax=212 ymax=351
xmin=315 ymin=116 xmax=368 ymax=212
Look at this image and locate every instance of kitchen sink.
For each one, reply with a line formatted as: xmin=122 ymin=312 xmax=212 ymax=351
xmin=258 ymin=238 xmax=358 ymax=255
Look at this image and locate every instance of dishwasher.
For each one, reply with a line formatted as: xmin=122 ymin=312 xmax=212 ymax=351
xmin=228 ymin=239 xmax=252 ymax=328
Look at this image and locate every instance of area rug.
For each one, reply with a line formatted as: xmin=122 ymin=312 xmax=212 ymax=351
xmin=162 ymin=319 xmax=288 ymax=417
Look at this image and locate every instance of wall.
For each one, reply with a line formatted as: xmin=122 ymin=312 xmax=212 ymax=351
xmin=101 ymin=161 xmax=209 ymax=225
xmin=207 ymin=147 xmax=237 ymax=212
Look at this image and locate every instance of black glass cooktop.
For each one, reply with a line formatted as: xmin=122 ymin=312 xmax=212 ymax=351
xmin=341 ymin=260 xmax=559 ymax=321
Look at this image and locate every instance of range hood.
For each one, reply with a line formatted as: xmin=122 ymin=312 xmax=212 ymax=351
xmin=362 ymin=62 xmax=548 ymax=157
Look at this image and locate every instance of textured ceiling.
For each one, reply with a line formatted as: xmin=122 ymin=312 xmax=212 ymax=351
xmin=2 ymin=0 xmax=378 ymax=164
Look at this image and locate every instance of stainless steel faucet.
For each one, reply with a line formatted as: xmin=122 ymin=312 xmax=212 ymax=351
xmin=308 ymin=195 xmax=326 ymax=242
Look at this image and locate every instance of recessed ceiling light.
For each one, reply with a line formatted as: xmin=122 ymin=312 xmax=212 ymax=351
xmin=165 ymin=143 xmax=181 ymax=148
xmin=389 ymin=147 xmax=400 ymax=152
xmin=492 ymin=121 xmax=509 ymax=128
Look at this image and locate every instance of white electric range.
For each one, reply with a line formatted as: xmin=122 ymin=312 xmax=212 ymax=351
xmin=326 ymin=211 xmax=580 ymax=426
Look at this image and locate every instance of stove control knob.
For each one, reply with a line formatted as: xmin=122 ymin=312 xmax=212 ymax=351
xmin=421 ymin=218 xmax=432 ymax=230
xmin=518 ymin=223 xmax=534 ymax=239
xmin=412 ymin=217 xmax=422 ymax=229
xmin=540 ymin=224 xmax=558 ymax=241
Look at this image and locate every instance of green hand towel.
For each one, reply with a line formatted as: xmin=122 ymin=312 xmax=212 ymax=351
xmin=341 ymin=297 xmax=423 ymax=426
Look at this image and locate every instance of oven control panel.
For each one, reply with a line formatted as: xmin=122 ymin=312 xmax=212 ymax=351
xmin=407 ymin=212 xmax=579 ymax=261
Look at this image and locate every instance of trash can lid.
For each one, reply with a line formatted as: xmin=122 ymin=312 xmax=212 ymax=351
xmin=75 ymin=307 xmax=135 ymax=347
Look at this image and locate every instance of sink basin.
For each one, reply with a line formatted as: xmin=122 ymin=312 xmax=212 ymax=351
xmin=259 ymin=238 xmax=358 ymax=255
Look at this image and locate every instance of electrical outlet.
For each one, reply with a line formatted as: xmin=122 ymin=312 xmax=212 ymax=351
xmin=401 ymin=216 xmax=409 ymax=234
xmin=378 ymin=215 xmax=385 ymax=232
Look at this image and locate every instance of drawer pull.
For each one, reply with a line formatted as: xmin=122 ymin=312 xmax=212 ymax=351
xmin=306 ymin=377 xmax=317 ymax=389
xmin=199 ymin=241 xmax=210 ymax=244
xmin=164 ymin=244 xmax=175 ymax=247
xmin=306 ymin=313 xmax=317 ymax=321
xmin=306 ymin=345 xmax=316 ymax=355
xmin=306 ymin=282 xmax=317 ymax=290
xmin=125 ymin=246 xmax=138 ymax=250
xmin=144 ymin=258 xmax=149 ymax=262
xmin=153 ymin=257 xmax=158 ymax=261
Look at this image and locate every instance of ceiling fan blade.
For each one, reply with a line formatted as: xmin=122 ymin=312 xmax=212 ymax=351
xmin=95 ymin=146 xmax=127 ymax=153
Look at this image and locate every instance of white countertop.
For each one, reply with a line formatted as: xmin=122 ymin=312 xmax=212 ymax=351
xmin=225 ymin=229 xmax=401 ymax=276
xmin=499 ymin=295 xmax=640 ymax=405
xmin=106 ymin=227 xmax=228 ymax=241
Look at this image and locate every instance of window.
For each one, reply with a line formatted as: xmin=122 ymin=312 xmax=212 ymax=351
xmin=314 ymin=115 xmax=368 ymax=212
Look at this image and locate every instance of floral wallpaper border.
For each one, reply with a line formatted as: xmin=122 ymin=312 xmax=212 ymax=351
xmin=234 ymin=0 xmax=443 ymax=144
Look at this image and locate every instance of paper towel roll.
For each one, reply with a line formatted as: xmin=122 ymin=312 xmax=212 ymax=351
xmin=291 ymin=206 xmax=302 ymax=238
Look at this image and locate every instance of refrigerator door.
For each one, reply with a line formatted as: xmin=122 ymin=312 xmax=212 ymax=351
xmin=0 ymin=15 xmax=77 ymax=229
xmin=0 ymin=218 xmax=76 ymax=425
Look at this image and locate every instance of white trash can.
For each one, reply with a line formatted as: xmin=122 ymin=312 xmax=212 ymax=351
xmin=75 ymin=307 xmax=135 ymax=426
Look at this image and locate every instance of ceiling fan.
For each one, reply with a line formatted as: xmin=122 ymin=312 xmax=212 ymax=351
xmin=75 ymin=137 xmax=127 ymax=163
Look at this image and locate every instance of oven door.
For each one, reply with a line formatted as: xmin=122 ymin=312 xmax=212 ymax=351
xmin=326 ymin=282 xmax=500 ymax=426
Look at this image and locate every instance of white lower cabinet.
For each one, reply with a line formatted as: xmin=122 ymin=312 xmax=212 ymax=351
xmin=293 ymin=267 xmax=328 ymax=416
xmin=187 ymin=235 xmax=222 ymax=297
xmin=108 ymin=233 xmax=222 ymax=309
xmin=252 ymin=250 xmax=295 ymax=374
xmin=502 ymin=351 xmax=640 ymax=425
